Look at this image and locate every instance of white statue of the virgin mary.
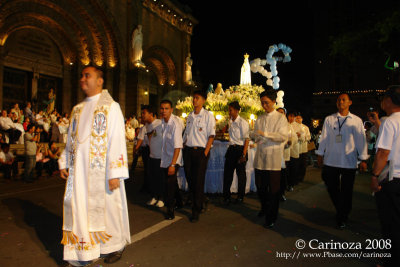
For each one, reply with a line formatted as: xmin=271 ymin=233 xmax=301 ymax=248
xmin=132 ymin=25 xmax=145 ymax=67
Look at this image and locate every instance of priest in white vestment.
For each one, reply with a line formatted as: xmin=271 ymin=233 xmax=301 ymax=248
xmin=59 ymin=66 xmax=130 ymax=266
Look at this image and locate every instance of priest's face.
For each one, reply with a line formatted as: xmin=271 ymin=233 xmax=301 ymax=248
xmin=160 ymin=102 xmax=173 ymax=120
xmin=80 ymin=67 xmax=103 ymax=97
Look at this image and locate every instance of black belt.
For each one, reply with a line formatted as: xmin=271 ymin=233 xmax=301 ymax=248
xmin=185 ymin=146 xmax=205 ymax=150
xmin=229 ymin=144 xmax=244 ymax=148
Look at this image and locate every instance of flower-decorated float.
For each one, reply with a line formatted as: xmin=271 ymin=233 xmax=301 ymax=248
xmin=175 ymin=44 xmax=292 ymax=193
xmin=176 ymin=44 xmax=291 ymax=139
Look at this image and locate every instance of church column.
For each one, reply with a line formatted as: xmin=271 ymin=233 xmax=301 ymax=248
xmin=76 ymin=63 xmax=85 ymax=102
xmin=62 ymin=63 xmax=72 ymax=113
xmin=31 ymin=68 xmax=39 ymax=104
xmin=0 ymin=46 xmax=4 ymax=110
xmin=119 ymin=66 xmax=126 ymax=115
xmin=105 ymin=67 xmax=113 ymax=94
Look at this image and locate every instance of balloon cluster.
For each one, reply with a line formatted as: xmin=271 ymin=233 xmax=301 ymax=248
xmin=250 ymin=43 xmax=292 ymax=89
xmin=276 ymin=90 xmax=285 ymax=108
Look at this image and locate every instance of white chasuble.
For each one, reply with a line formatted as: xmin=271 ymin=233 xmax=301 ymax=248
xmin=59 ymin=90 xmax=130 ymax=261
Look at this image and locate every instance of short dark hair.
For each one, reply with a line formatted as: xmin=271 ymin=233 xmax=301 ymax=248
xmin=27 ymin=124 xmax=35 ymax=131
xmin=160 ymin=99 xmax=173 ymax=107
xmin=228 ymin=101 xmax=241 ymax=111
xmin=83 ymin=65 xmax=104 ymax=79
xmin=276 ymin=107 xmax=286 ymax=114
xmin=49 ymin=141 xmax=55 ymax=148
xmin=1 ymin=143 xmax=10 ymax=150
xmin=259 ymin=89 xmax=277 ymax=101
xmin=337 ymin=93 xmax=352 ymax=101
xmin=287 ymin=110 xmax=297 ymax=116
xmin=193 ymin=90 xmax=207 ymax=100
xmin=141 ymin=105 xmax=157 ymax=116
xmin=384 ymin=85 xmax=400 ymax=106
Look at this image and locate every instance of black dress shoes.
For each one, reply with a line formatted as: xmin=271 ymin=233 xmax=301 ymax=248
xmin=234 ymin=198 xmax=244 ymax=204
xmin=190 ymin=212 xmax=199 ymax=223
xmin=264 ymin=221 xmax=275 ymax=228
xmin=104 ymin=249 xmax=124 ymax=264
xmin=166 ymin=209 xmax=175 ymax=220
xmin=257 ymin=210 xmax=266 ymax=217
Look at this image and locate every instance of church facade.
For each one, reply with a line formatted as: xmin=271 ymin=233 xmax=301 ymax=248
xmin=0 ymin=0 xmax=197 ymax=116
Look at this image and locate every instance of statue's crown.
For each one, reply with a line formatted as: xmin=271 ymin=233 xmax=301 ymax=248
xmin=244 ymin=53 xmax=249 ymax=59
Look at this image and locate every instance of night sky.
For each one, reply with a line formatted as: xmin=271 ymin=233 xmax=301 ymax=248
xmin=179 ymin=0 xmax=314 ymax=113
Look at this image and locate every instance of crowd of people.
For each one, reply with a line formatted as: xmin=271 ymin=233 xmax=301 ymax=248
xmin=0 ymin=100 xmax=68 ymax=182
xmin=128 ymin=86 xmax=400 ymax=267
xmin=3 ymin=65 xmax=398 ymax=267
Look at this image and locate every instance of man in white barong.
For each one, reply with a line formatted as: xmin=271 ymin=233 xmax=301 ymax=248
xmin=251 ymin=89 xmax=288 ymax=228
xmin=59 ymin=66 xmax=130 ymax=266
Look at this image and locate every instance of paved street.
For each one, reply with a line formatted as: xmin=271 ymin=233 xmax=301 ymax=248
xmin=0 ymin=166 xmax=384 ymax=267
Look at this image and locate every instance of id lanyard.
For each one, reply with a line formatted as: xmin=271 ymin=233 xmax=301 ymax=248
xmin=336 ymin=117 xmax=348 ymax=143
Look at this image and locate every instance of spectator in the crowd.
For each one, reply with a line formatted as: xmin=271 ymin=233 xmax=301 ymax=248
xmin=35 ymin=143 xmax=50 ymax=178
xmin=130 ymin=114 xmax=140 ymax=129
xmin=50 ymin=118 xmax=62 ymax=143
xmin=125 ymin=119 xmax=135 ymax=142
xmin=0 ymin=110 xmax=22 ymax=144
xmin=0 ymin=143 xmax=18 ymax=180
xmin=11 ymin=103 xmax=23 ymax=123
xmin=24 ymin=101 xmax=35 ymax=123
xmin=36 ymin=110 xmax=44 ymax=126
xmin=47 ymin=141 xmax=61 ymax=175
xmin=365 ymin=121 xmax=376 ymax=171
xmin=12 ymin=112 xmax=25 ymax=144
xmin=61 ymin=113 xmax=69 ymax=125
xmin=367 ymin=109 xmax=387 ymax=137
xmin=36 ymin=125 xmax=48 ymax=143
xmin=24 ymin=124 xmax=39 ymax=183
xmin=23 ymin=117 xmax=30 ymax=131
xmin=131 ymin=115 xmax=150 ymax=192
xmin=0 ymin=132 xmax=5 ymax=144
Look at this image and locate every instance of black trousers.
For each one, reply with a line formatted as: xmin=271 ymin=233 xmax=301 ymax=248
xmin=322 ymin=165 xmax=356 ymax=223
xmin=148 ymin=157 xmax=164 ymax=199
xmin=375 ymin=179 xmax=400 ymax=267
xmin=298 ymin=152 xmax=308 ymax=182
xmin=255 ymin=169 xmax=281 ymax=224
xmin=183 ymin=146 xmax=209 ymax=214
xmin=5 ymin=128 xmax=21 ymax=144
xmin=280 ymin=165 xmax=289 ymax=197
xmin=1 ymin=162 xmax=18 ymax=179
xmin=287 ymin=157 xmax=299 ymax=187
xmin=162 ymin=166 xmax=183 ymax=211
xmin=131 ymin=145 xmax=150 ymax=190
xmin=223 ymin=145 xmax=247 ymax=200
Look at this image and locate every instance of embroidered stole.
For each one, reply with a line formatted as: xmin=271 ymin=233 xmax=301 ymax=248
xmin=61 ymin=90 xmax=114 ymax=246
